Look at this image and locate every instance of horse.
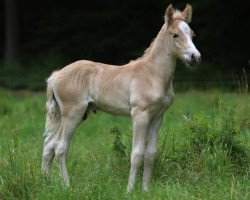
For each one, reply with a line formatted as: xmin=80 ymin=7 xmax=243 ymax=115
xmin=42 ymin=4 xmax=201 ymax=191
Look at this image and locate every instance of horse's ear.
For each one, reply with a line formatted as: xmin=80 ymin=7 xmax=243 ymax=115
xmin=181 ymin=4 xmax=192 ymax=23
xmin=165 ymin=4 xmax=174 ymax=27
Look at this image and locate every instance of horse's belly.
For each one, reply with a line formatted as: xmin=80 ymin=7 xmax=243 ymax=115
xmin=91 ymin=96 xmax=131 ymax=116
xmin=98 ymin=105 xmax=130 ymax=116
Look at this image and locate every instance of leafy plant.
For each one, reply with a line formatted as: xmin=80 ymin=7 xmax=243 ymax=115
xmin=110 ymin=127 xmax=128 ymax=158
xmin=182 ymin=108 xmax=249 ymax=171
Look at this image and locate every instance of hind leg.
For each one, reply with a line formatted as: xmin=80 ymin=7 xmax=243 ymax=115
xmin=42 ymin=133 xmax=56 ymax=174
xmin=55 ymin=105 xmax=87 ymax=186
xmin=42 ymin=99 xmax=62 ymax=174
xmin=42 ymin=120 xmax=61 ymax=174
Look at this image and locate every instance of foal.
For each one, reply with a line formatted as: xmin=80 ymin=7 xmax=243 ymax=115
xmin=42 ymin=4 xmax=201 ymax=191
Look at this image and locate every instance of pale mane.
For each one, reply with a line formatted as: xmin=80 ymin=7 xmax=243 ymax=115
xmin=129 ymin=27 xmax=164 ymax=63
xmin=129 ymin=37 xmax=157 ymax=63
xmin=129 ymin=9 xmax=181 ymax=64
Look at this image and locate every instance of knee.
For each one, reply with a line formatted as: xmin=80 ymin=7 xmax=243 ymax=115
xmin=42 ymin=152 xmax=51 ymax=160
xmin=55 ymin=143 xmax=67 ymax=158
xmin=42 ymin=149 xmax=54 ymax=162
xmin=43 ymin=142 xmax=54 ymax=157
xmin=144 ymin=150 xmax=157 ymax=162
xmin=131 ymin=150 xmax=144 ymax=166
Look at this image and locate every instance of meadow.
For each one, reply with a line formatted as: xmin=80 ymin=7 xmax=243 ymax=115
xmin=0 ymin=89 xmax=249 ymax=199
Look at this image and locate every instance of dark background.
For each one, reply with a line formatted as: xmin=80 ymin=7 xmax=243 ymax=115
xmin=0 ymin=0 xmax=250 ymax=90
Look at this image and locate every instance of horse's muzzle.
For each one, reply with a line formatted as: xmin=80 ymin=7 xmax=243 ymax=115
xmin=187 ymin=53 xmax=201 ymax=66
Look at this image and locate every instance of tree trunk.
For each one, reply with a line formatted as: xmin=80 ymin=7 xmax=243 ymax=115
xmin=4 ymin=0 xmax=19 ymax=64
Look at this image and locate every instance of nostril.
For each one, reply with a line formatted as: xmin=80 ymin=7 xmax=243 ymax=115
xmin=191 ymin=53 xmax=196 ymax=61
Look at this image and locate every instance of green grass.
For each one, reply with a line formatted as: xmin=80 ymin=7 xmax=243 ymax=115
xmin=0 ymin=89 xmax=249 ymax=199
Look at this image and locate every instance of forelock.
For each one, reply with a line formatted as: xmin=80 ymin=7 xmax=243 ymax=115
xmin=168 ymin=9 xmax=188 ymax=27
xmin=173 ymin=10 xmax=182 ymax=19
xmin=168 ymin=16 xmax=191 ymax=32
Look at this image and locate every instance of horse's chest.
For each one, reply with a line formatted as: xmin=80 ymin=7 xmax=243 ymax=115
xmin=149 ymin=88 xmax=174 ymax=115
xmin=158 ymin=93 xmax=174 ymax=111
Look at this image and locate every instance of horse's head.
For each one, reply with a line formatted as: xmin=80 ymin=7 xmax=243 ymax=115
xmin=165 ymin=4 xmax=201 ymax=67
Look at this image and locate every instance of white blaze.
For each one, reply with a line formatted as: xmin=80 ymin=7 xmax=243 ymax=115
xmin=178 ymin=21 xmax=200 ymax=60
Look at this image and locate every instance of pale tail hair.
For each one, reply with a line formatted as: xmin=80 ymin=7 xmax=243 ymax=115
xmin=44 ymin=77 xmax=61 ymax=137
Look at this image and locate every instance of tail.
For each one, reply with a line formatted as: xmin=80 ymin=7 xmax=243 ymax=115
xmin=44 ymin=75 xmax=61 ymax=137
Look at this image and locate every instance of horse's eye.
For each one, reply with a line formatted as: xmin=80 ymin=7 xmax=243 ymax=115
xmin=172 ymin=33 xmax=178 ymax=38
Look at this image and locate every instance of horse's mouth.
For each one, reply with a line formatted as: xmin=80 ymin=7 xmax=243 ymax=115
xmin=185 ymin=58 xmax=201 ymax=68
xmin=184 ymin=59 xmax=199 ymax=70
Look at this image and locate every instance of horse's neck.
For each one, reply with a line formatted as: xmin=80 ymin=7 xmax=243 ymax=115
xmin=145 ymin=24 xmax=176 ymax=83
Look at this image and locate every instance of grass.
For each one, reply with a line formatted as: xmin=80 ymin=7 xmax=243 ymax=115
xmin=0 ymin=89 xmax=249 ymax=199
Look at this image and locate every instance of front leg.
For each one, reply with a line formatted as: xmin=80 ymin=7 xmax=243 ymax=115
xmin=127 ymin=111 xmax=150 ymax=192
xmin=143 ymin=115 xmax=163 ymax=191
